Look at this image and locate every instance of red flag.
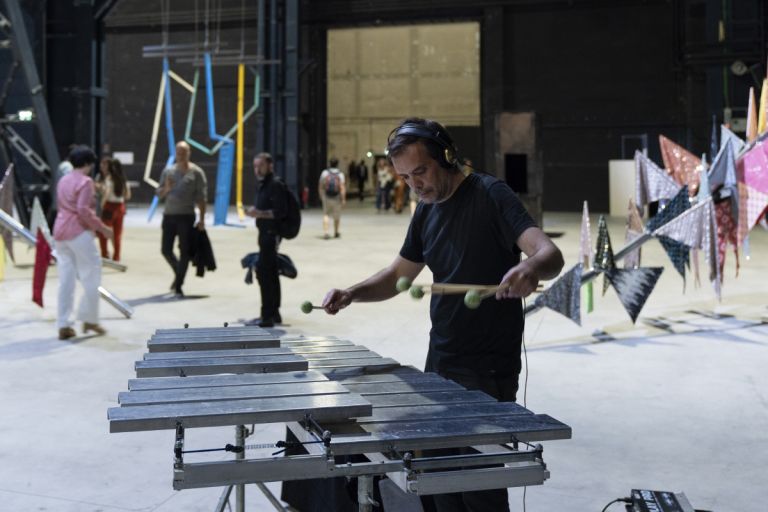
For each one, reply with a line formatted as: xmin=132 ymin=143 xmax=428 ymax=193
xmin=32 ymin=229 xmax=52 ymax=307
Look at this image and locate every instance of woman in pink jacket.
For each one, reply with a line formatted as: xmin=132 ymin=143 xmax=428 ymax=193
xmin=54 ymin=146 xmax=113 ymax=340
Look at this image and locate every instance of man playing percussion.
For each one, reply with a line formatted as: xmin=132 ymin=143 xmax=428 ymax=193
xmin=321 ymin=117 xmax=564 ymax=512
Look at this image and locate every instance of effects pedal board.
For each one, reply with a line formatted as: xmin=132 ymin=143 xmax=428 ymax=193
xmin=630 ymin=489 xmax=696 ymax=512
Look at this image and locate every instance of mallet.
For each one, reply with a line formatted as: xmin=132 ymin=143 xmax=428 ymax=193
xmin=300 ymin=301 xmax=325 ymax=314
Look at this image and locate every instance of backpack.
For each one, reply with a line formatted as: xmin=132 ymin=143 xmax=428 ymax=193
xmin=324 ymin=170 xmax=341 ymax=197
xmin=277 ymin=181 xmax=302 ymax=240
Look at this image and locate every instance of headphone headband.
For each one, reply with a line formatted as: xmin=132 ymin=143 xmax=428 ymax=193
xmin=388 ymin=123 xmax=459 ymax=169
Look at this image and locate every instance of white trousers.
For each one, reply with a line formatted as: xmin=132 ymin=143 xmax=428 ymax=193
xmin=56 ymin=231 xmax=102 ymax=328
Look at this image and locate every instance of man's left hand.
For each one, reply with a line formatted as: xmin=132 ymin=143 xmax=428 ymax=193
xmin=496 ymin=262 xmax=538 ymax=300
xmin=196 ymin=220 xmax=206 ymax=231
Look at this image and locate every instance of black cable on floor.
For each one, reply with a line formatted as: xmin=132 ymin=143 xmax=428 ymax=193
xmin=601 ymin=497 xmax=631 ymax=512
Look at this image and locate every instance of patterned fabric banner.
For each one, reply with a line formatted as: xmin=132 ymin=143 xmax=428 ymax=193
xmin=709 ymin=141 xmax=739 ymax=223
xmin=579 ymin=200 xmax=592 ymax=268
xmin=534 ymin=263 xmax=583 ymax=325
xmin=651 ymin=197 xmax=720 ymax=299
xmin=710 ymin=115 xmax=719 ymax=164
xmin=634 ymin=150 xmax=681 ymax=210
xmin=606 ymin=266 xmax=664 ymax=323
xmin=30 ymin=197 xmax=54 ymax=247
xmin=32 ymin=229 xmax=52 ymax=307
xmin=624 ymin=199 xmax=644 ymax=269
xmin=652 ymin=198 xmax=711 ymax=250
xmin=720 ymin=125 xmax=745 ymax=155
xmin=646 ymin=185 xmax=691 ymax=232
xmin=594 ymin=215 xmax=615 ymax=295
xmin=646 ymin=185 xmax=692 ymax=281
xmin=580 ymin=201 xmax=594 ymax=313
xmin=746 ymin=86 xmax=758 ymax=142
xmin=0 ymin=166 xmax=15 ymax=262
xmin=742 ymin=139 xmax=768 ymax=194
xmin=659 ymin=135 xmax=701 ymax=193
xmin=758 ymin=78 xmax=768 ymax=135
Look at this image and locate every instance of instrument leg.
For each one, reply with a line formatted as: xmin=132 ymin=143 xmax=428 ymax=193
xmin=357 ymin=475 xmax=379 ymax=512
xmin=236 ymin=425 xmax=246 ymax=512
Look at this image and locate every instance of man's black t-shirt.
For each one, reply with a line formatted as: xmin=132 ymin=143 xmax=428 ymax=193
xmin=399 ymin=172 xmax=536 ymax=376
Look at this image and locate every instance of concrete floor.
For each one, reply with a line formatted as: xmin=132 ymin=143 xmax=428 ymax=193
xmin=0 ymin=200 xmax=766 ymax=511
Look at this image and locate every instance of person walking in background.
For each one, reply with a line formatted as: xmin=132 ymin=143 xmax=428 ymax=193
xmin=318 ymin=157 xmax=346 ymax=239
xmin=356 ymin=159 xmax=368 ymax=201
xmin=246 ymin=152 xmax=287 ymax=327
xmin=375 ymin=157 xmax=393 ymax=212
xmin=156 ymin=141 xmax=207 ymax=298
xmin=54 ymin=145 xmax=114 ymax=340
xmin=96 ymin=158 xmax=130 ymax=261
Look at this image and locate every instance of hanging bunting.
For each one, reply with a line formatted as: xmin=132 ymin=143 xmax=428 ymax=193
xmin=720 ymin=125 xmax=745 ymax=155
xmin=652 ymin=197 xmax=721 ymax=299
xmin=652 ymin=198 xmax=711 ymax=251
xmin=646 ymin=185 xmax=691 ymax=231
xmin=709 ymin=141 xmax=739 ymax=220
xmin=758 ymin=78 xmax=768 ymax=135
xmin=659 ymin=135 xmax=701 ymax=193
xmin=646 ymin=185 xmax=692 ymax=281
xmin=579 ymin=201 xmax=594 ymax=313
xmin=634 ymin=150 xmax=681 ymax=211
xmin=534 ymin=264 xmax=583 ymax=325
xmin=624 ymin=199 xmax=644 ymax=269
xmin=594 ymin=215 xmax=615 ymax=295
xmin=746 ymin=87 xmax=758 ymax=142
xmin=605 ymin=266 xmax=664 ymax=323
xmin=715 ymin=199 xmax=739 ymax=278
xmin=698 ymin=161 xmax=711 ymax=201
xmin=709 ymin=115 xmax=719 ymax=164
xmin=30 ymin=197 xmax=54 ymax=247
xmin=32 ymin=229 xmax=52 ymax=307
xmin=738 ymin=140 xmax=768 ymax=242
xmin=0 ymin=166 xmax=15 ymax=262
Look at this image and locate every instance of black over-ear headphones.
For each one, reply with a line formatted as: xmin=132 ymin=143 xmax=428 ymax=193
xmin=388 ymin=123 xmax=460 ymax=170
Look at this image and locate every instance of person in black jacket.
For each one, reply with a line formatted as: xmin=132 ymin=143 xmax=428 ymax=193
xmin=246 ymin=152 xmax=287 ymax=327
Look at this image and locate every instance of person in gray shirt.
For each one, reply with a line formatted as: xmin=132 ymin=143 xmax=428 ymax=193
xmin=156 ymin=141 xmax=207 ymax=297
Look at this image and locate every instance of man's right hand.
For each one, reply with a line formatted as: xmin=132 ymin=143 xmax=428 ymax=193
xmin=321 ymin=288 xmax=353 ymax=315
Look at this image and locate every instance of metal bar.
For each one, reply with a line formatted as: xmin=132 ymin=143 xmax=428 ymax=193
xmin=134 ymin=355 xmax=308 ymax=378
xmin=213 ymin=485 xmax=233 ymax=512
xmin=147 ymin=338 xmax=281 ymax=352
xmin=359 ymin=402 xmax=531 ymax=424
xmin=175 ymin=456 xmax=401 ymax=490
xmin=143 ymin=346 xmax=371 ymax=360
xmin=254 ymin=482 xmax=286 ymax=511
xmin=156 ymin=326 xmax=270 ymax=335
xmin=108 ymin=393 xmax=372 ymax=433
xmin=150 ymin=331 xmax=277 ymax=339
xmin=361 ymin=390 xmax=496 ymax=409
xmin=409 ymin=462 xmax=548 ymax=495
xmin=101 ymin=258 xmax=126 ymax=271
xmin=118 ymin=380 xmax=351 ymax=406
xmin=318 ymin=414 xmax=571 ymax=455
xmin=127 ymin=370 xmax=329 ymax=392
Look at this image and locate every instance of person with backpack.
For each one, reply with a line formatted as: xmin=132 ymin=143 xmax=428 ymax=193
xmin=246 ymin=152 xmax=287 ymax=327
xmin=318 ymin=157 xmax=346 ymax=239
